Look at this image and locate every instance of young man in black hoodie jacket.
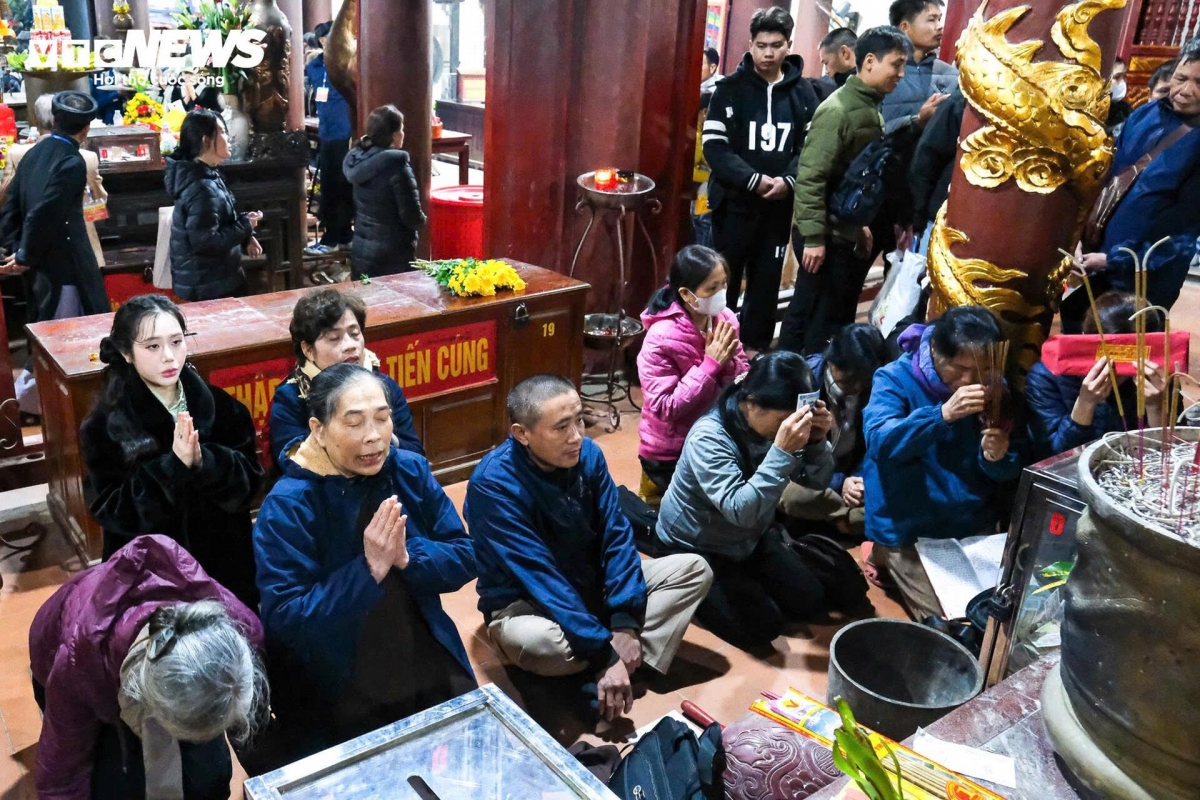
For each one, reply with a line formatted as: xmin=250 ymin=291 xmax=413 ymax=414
xmin=703 ymin=7 xmax=820 ymax=351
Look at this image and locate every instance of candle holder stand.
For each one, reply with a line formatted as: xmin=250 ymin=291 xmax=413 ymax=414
xmin=570 ymin=171 xmax=660 ymax=431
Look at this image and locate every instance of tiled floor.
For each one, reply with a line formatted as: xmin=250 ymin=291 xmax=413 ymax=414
xmin=3 ymin=280 xmax=1199 ymax=797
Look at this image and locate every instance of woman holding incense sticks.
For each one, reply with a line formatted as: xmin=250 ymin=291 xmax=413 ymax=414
xmin=1027 ymin=292 xmax=1166 ymax=460
xmin=860 ymin=305 xmax=1023 ymax=622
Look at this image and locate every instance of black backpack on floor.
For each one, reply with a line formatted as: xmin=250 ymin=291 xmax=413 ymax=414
xmin=787 ymin=532 xmax=870 ymax=612
xmin=609 ymin=716 xmax=725 ymax=800
xmin=619 ymin=486 xmax=672 ymax=558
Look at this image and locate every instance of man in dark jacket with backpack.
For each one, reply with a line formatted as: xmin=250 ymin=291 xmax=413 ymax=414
xmin=779 ymin=27 xmax=912 ymax=355
xmin=466 ymin=376 xmax=712 ymax=722
xmin=703 ymin=7 xmax=820 ymax=351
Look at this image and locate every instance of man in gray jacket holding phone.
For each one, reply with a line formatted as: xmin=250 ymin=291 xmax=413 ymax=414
xmin=881 ymin=0 xmax=958 ymax=135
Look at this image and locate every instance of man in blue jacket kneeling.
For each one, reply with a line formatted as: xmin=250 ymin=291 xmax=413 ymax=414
xmin=861 ymin=306 xmax=1022 ymax=621
xmin=466 ymin=375 xmax=712 ymax=722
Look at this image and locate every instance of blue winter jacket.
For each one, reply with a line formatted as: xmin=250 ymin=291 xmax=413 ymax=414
xmin=465 ymin=436 xmax=648 ymax=672
xmin=1025 ymin=361 xmax=1137 ymax=461
xmin=304 ymin=53 xmax=352 ymax=142
xmin=861 ymin=357 xmax=1022 ymax=547
xmin=880 ymin=53 xmax=958 ymax=134
xmin=1100 ymin=99 xmax=1200 ymax=309
xmin=253 ymin=439 xmax=475 ymax=694
xmin=269 ymin=372 xmax=423 ymax=468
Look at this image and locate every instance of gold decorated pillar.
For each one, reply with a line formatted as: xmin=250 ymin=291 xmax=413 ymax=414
xmin=928 ymin=0 xmax=1133 ymax=381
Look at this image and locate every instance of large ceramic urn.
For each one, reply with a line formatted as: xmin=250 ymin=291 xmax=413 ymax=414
xmin=1044 ymin=428 xmax=1200 ymax=799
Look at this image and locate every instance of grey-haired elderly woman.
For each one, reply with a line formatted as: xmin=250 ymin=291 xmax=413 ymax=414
xmin=29 ymin=534 xmax=267 ymax=800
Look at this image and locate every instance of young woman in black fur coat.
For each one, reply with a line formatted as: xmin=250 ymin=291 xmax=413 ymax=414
xmin=79 ymin=295 xmax=264 ymax=607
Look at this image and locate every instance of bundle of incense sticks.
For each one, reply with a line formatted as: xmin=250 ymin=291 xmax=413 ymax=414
xmin=1123 ymin=237 xmax=1175 ymax=477
xmin=974 ymin=340 xmax=1010 ymax=430
xmin=752 ymin=688 xmax=1006 ymax=800
xmin=1076 ymin=261 xmax=1127 ymax=425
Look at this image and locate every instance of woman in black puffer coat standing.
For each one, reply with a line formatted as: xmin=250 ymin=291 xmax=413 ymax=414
xmin=165 ymin=109 xmax=264 ymax=300
xmin=343 ymin=104 xmax=426 ymax=277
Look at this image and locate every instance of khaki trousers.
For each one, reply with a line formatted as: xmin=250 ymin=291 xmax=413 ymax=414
xmin=869 ymin=543 xmax=943 ymax=622
xmin=779 ymin=483 xmax=865 ymax=536
xmin=487 ymin=554 xmax=713 ymax=677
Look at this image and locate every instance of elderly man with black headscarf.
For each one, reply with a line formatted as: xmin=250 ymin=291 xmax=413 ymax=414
xmin=0 ymin=90 xmax=110 ymax=321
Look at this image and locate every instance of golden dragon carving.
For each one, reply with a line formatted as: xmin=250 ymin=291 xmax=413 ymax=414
xmin=928 ymin=0 xmax=1126 ymax=377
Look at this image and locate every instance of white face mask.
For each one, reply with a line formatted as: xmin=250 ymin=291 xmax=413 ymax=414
xmin=686 ymin=287 xmax=727 ymax=318
xmin=1112 ymin=79 xmax=1127 ymax=103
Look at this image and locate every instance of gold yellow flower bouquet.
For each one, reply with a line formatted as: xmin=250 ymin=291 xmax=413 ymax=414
xmin=124 ymin=92 xmax=164 ymax=131
xmin=417 ymin=258 xmax=527 ymax=298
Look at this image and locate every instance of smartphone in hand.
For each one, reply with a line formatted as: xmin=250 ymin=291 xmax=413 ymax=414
xmin=797 ymin=391 xmax=820 ymax=411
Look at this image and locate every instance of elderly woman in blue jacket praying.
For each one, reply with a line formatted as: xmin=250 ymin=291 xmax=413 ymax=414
xmin=861 ymin=305 xmax=1022 ymax=622
xmin=253 ymin=363 xmax=475 ymax=764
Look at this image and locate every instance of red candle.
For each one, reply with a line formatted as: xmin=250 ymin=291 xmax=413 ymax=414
xmin=594 ymin=169 xmax=617 ymax=191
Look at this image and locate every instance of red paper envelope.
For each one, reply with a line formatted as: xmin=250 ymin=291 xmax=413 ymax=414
xmin=1040 ymin=332 xmax=1190 ymax=377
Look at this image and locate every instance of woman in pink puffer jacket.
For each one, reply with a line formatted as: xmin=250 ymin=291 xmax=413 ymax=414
xmin=638 ymin=246 xmax=750 ymax=497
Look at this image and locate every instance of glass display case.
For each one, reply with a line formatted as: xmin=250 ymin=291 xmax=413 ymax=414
xmin=978 ymin=445 xmax=1087 ymax=687
xmin=243 ymin=685 xmax=617 ymax=800
xmin=87 ymin=124 xmax=162 ymax=173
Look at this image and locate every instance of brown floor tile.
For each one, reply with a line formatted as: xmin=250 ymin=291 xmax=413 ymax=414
xmin=442 ymin=582 xmax=485 ymax=637
xmin=676 ymin=647 xmax=792 ymax=727
xmin=679 ymin=619 xmax=732 ymax=654
xmin=229 ymin=742 xmax=248 ymax=800
xmin=442 ymin=480 xmax=467 ymax=515
xmin=0 ymin=671 xmax=32 ymax=705
xmin=0 ymin=748 xmax=34 ymax=800
xmin=0 ymin=697 xmax=41 ymax=755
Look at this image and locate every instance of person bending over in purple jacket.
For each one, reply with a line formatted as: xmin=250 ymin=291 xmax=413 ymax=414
xmin=29 ymin=534 xmax=266 ymax=800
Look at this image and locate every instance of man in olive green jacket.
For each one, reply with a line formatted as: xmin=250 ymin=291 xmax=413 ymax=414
xmin=779 ymin=27 xmax=912 ymax=355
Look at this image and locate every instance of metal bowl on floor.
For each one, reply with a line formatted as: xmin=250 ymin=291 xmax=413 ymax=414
xmin=583 ymin=314 xmax=645 ymax=349
xmin=576 ymin=172 xmax=657 ymax=210
xmin=827 ymin=618 xmax=984 ymax=740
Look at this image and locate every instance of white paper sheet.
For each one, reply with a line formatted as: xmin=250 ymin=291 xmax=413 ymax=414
xmin=915 ymin=533 xmax=1006 ymax=619
xmin=913 ymin=728 xmax=1018 ymax=789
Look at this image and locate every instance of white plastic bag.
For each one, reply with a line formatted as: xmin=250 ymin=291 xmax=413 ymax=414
xmin=869 ymin=247 xmax=926 ymax=338
xmin=152 ymin=206 xmax=174 ymax=289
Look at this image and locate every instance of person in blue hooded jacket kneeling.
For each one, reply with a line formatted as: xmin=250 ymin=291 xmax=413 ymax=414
xmin=466 ymin=375 xmax=712 ymax=722
xmin=861 ymin=305 xmax=1021 ymax=622
xmin=254 ymin=363 xmax=476 ymax=764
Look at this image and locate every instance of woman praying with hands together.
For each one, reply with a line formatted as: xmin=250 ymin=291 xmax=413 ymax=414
xmin=80 ymin=295 xmax=264 ymax=607
xmin=637 ymin=245 xmax=750 ymax=500
xmin=253 ymin=363 xmax=476 ymax=765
